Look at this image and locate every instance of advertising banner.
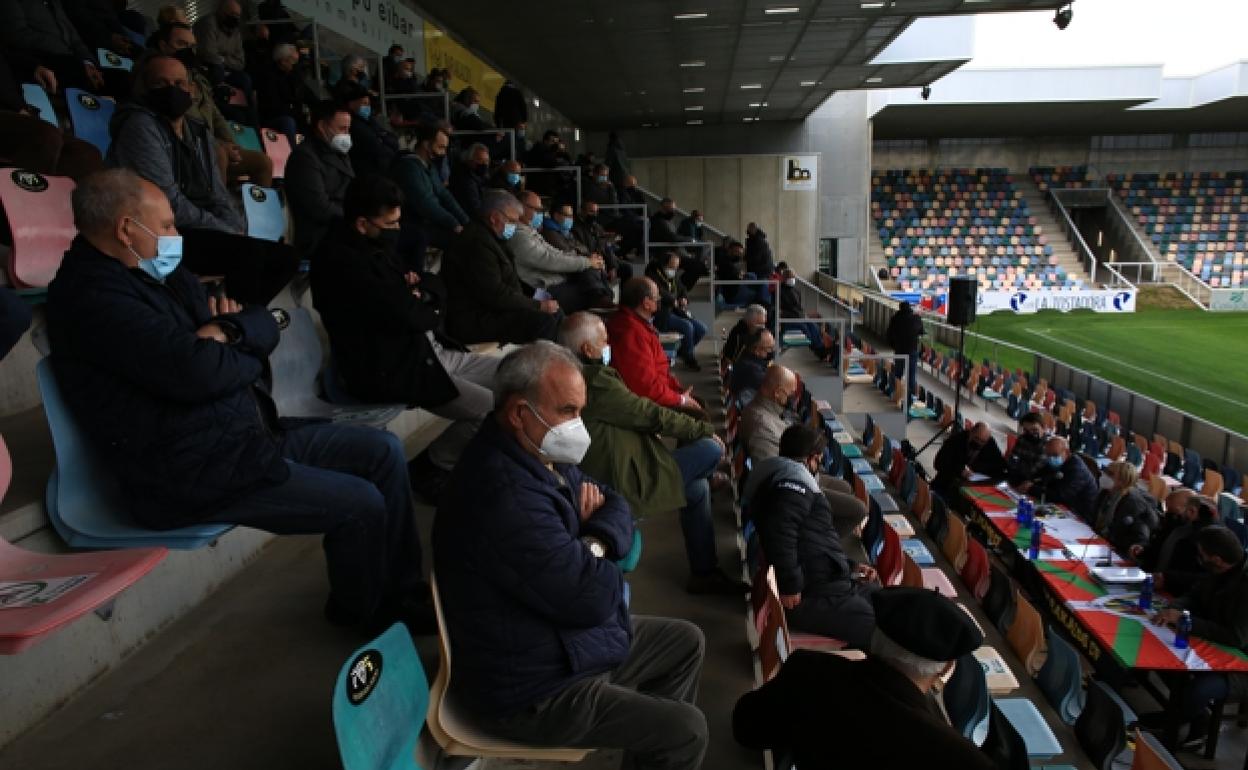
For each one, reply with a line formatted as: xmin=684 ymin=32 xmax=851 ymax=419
xmin=975 ymin=288 xmax=1137 ymax=315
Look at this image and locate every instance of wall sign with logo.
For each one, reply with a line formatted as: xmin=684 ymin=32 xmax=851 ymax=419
xmin=279 ymin=0 xmax=423 ymax=55
xmin=781 ymin=154 xmax=818 ymax=191
xmin=423 ymin=22 xmax=502 ymax=112
xmin=1210 ymin=289 xmax=1248 ymax=312
xmin=973 ymin=288 xmax=1138 ymax=315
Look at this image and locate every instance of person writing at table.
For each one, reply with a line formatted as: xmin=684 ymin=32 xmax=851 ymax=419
xmin=1132 ymin=494 xmax=1219 ymax=597
xmin=1037 ymin=436 xmax=1097 ymax=519
xmin=1091 ymin=461 xmax=1160 ymax=556
xmin=1147 ymin=526 xmax=1248 ymax=750
xmin=931 ymin=422 xmax=1005 ymax=499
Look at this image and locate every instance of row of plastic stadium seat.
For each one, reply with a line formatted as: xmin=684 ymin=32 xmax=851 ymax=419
xmin=1029 ymin=165 xmax=1093 ymax=192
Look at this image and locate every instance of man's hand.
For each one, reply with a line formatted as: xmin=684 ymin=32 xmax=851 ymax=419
xmin=405 ymin=271 xmax=421 ymax=286
xmin=1152 ymin=608 xmax=1182 ymax=628
xmin=854 ymin=565 xmax=879 ymax=583
xmin=1014 ymin=480 xmax=1033 ymax=494
xmin=207 ymin=295 xmax=242 ymax=316
xmin=588 ymin=255 xmax=605 ymax=270
xmin=84 ymin=62 xmax=104 ymax=91
xmin=579 ymin=481 xmax=605 ymax=521
xmin=678 ymin=296 xmax=689 ymax=309
xmin=961 ymin=466 xmax=973 ymax=479
xmin=34 ymin=66 xmax=58 ymax=95
xmin=227 ymin=144 xmax=243 ymax=164
xmin=453 ymin=225 xmax=464 ymax=234
xmin=257 ymin=24 xmax=270 ymax=40
xmin=1128 ymin=543 xmax=1145 ymax=559
xmin=195 ymin=323 xmax=229 ymax=343
xmin=539 ymin=299 xmax=560 ymax=314
xmin=780 ymin=593 xmax=802 ymax=610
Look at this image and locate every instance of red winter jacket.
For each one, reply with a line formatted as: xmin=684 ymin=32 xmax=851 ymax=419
xmin=605 ymin=306 xmax=684 ymax=408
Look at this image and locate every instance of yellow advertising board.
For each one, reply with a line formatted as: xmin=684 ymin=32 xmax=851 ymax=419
xmin=423 ymin=21 xmax=503 ymax=112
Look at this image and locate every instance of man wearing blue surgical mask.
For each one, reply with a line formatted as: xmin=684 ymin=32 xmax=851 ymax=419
xmin=341 ymin=83 xmax=399 ymax=179
xmin=511 ymin=191 xmax=613 ymax=313
xmin=435 ymin=341 xmax=709 ymax=767
xmin=47 ymin=169 xmax=434 ymax=635
xmin=1038 ymin=436 xmax=1098 ymax=518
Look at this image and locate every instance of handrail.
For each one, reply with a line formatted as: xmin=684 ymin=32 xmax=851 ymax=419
xmin=794 ymin=277 xmax=857 ymax=333
xmin=454 ymin=128 xmax=517 ymax=164
xmin=867 ymin=264 xmax=887 ymax=294
xmin=1046 ymin=188 xmax=1116 ymax=288
xmin=1105 ymin=190 xmax=1162 ymax=267
xmin=632 ymin=183 xmax=730 ymax=239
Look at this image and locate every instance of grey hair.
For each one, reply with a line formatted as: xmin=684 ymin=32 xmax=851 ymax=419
xmin=342 ymin=53 xmax=366 ymax=72
xmin=557 ymin=312 xmax=604 ymax=355
xmin=272 ymin=43 xmax=297 ymax=62
xmin=745 ymin=304 xmax=767 ymax=322
xmin=464 ymin=142 xmax=489 ymax=162
xmin=494 ymin=341 xmax=583 ymax=404
xmin=868 ymin=628 xmax=949 ymax=678
xmin=481 ymin=189 xmax=521 ymax=218
xmin=72 ymin=168 xmax=147 ymax=235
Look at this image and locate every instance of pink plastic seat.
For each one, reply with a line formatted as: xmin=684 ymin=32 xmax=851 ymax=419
xmin=0 ymin=169 xmax=76 ymax=288
xmin=261 ymin=128 xmax=292 ymax=179
xmin=0 ymin=436 xmax=166 ymax=654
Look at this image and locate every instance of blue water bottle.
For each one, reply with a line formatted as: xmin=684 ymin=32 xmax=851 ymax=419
xmin=1028 ymin=519 xmax=1043 ymax=560
xmin=1017 ymin=496 xmax=1033 ymax=526
xmin=1174 ymin=610 xmax=1192 ymax=650
xmin=1138 ymin=575 xmax=1154 ymax=611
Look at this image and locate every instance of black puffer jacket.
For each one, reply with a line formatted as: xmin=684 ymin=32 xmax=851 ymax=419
xmin=1093 ymin=486 xmax=1160 ymax=554
xmin=753 ymin=458 xmax=857 ymax=598
xmin=46 ymin=237 xmax=288 ymax=529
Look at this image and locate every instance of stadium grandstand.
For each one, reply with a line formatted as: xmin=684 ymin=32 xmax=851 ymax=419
xmin=1 ymin=1 xmax=1247 ymax=769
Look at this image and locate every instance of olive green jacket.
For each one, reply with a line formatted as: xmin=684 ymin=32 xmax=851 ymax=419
xmin=579 ymin=363 xmax=715 ymax=517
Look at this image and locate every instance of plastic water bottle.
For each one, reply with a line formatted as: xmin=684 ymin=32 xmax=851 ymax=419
xmin=1138 ymin=575 xmax=1154 ymax=611
xmin=1017 ymin=496 xmax=1033 ymax=526
xmin=1174 ymin=610 xmax=1192 ymax=650
xmin=1028 ymin=519 xmax=1043 ymax=560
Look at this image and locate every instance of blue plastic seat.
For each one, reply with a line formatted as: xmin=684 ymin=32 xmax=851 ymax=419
xmin=1074 ymin=680 xmax=1127 ymax=770
xmin=995 ymin=698 xmax=1062 ymax=757
xmin=332 ymin=623 xmax=428 ymax=770
xmin=37 ymin=357 xmax=233 ymax=549
xmin=241 ymin=184 xmax=285 ymax=242
xmin=96 ymin=48 xmax=133 ymax=71
xmin=21 ymin=83 xmax=58 ymax=128
xmin=65 ymin=89 xmax=115 ymax=154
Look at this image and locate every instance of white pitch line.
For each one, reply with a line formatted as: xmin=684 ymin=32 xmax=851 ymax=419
xmin=1023 ymin=328 xmax=1248 ymax=410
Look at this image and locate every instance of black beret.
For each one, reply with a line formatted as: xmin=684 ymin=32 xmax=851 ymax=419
xmin=871 ymin=586 xmax=984 ymax=661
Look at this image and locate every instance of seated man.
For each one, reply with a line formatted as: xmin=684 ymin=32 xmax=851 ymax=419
xmin=152 ymin=22 xmax=272 ymax=188
xmin=644 ymin=251 xmax=707 ymax=372
xmin=46 ymin=169 xmax=428 ymax=633
xmin=931 ymin=422 xmax=1006 ymax=499
xmin=340 ymin=82 xmax=399 ymax=180
xmin=442 ymin=190 xmax=560 ymax=344
xmin=1148 ymin=525 xmax=1248 ymax=747
xmin=734 ymin=587 xmax=995 ymax=770
xmin=1004 ymin=412 xmax=1048 ymax=491
xmin=390 ymin=122 xmax=468 ymax=270
xmin=285 ymin=99 xmax=355 ymax=258
xmin=0 ymin=51 xmax=102 ymax=181
xmin=749 ymin=425 xmax=880 ymax=647
xmin=434 ymin=342 xmax=709 ymax=767
xmin=583 ymin=163 xmax=618 ymax=207
xmin=490 ymin=158 xmax=524 ymax=198
xmin=108 ymin=54 xmax=298 ymax=304
xmin=1134 ymin=494 xmax=1219 ymax=597
xmin=561 ymin=313 xmax=741 ymax=595
xmin=312 ymin=175 xmax=499 ymax=498
xmin=573 ymin=200 xmax=630 ymax=283
xmin=253 ymin=42 xmax=308 ymax=148
xmin=745 ymin=222 xmax=776 ymax=282
xmin=777 ymin=266 xmax=832 ymax=362
xmin=512 ymin=191 xmax=611 ymax=313
xmin=729 ymin=328 xmax=776 ymax=405
xmin=605 ymin=277 xmax=704 ymax=418
xmin=0 ymin=0 xmax=107 ymax=97
xmin=721 ymin=304 xmax=768 ymax=367
xmin=193 ymin=0 xmax=250 ymax=99
xmin=716 ymin=240 xmax=770 ymax=310
xmin=448 ymin=142 xmax=490 ymax=218
xmin=1038 ymin=436 xmax=1097 ymax=519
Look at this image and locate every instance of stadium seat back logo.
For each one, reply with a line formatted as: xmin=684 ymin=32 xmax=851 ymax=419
xmin=345 ymin=649 xmax=383 ymax=706
xmin=1010 ymin=292 xmax=1028 ymax=311
xmin=105 ymin=52 xmax=121 ymax=67
xmin=78 ymin=93 xmax=99 ymax=110
xmin=12 ymin=170 xmax=49 ymax=193
xmin=264 ymin=129 xmax=278 ymax=142
xmin=232 ymin=122 xmax=243 ymax=133
xmin=249 ymin=186 xmax=267 ymax=203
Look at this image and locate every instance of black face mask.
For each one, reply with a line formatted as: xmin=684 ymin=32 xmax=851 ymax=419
xmin=372 ymin=227 xmax=401 ymax=251
xmin=221 ymin=14 xmax=241 ymax=30
xmin=146 ymin=85 xmax=193 ymax=120
xmin=173 ymin=47 xmax=199 ymax=72
xmin=584 ymin=215 xmax=597 ymax=224
xmin=660 ymin=210 xmax=675 ymax=220
xmin=968 ymin=440 xmax=984 ymax=451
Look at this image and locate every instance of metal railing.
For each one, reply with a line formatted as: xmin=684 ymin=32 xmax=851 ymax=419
xmin=633 ymin=184 xmax=730 ymax=240
xmin=815 ymin=273 xmax=1248 ymax=468
xmin=793 ymin=276 xmax=857 ymax=332
xmin=1045 ymin=188 xmax=1136 ymax=289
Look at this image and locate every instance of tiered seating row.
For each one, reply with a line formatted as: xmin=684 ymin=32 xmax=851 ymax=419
xmin=1029 ymin=165 xmax=1093 ymax=192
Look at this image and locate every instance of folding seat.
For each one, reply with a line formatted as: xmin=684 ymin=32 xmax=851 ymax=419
xmin=0 ymin=169 xmax=76 ymax=288
xmin=1005 ymin=592 xmax=1046 ymax=676
xmin=65 ymin=88 xmax=115 ymax=154
xmin=332 ymin=623 xmax=429 ymax=770
xmin=21 ymin=83 xmax=59 ymax=128
xmin=230 ymin=121 xmax=264 ymax=152
xmin=1074 ymin=681 xmax=1127 ymax=770
xmin=96 ymin=48 xmax=133 ymax=72
xmin=261 ymin=128 xmax=293 ymax=179
xmin=241 ymin=184 xmax=286 ymax=242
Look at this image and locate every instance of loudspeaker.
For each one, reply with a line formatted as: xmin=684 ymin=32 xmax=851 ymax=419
xmin=947 ymin=276 xmax=977 ymax=326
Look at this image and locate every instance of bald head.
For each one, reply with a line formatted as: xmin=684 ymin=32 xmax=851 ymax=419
xmin=620 ymin=277 xmax=660 ymax=314
xmin=72 ymin=170 xmax=176 ymax=268
xmin=558 ymin=312 xmax=609 ymax=362
xmin=1166 ymin=488 xmax=1196 ymax=516
xmin=760 ymin=364 xmax=797 ymax=407
xmin=1044 ymin=436 xmax=1070 ymax=464
xmin=968 ymin=422 xmax=991 ymax=447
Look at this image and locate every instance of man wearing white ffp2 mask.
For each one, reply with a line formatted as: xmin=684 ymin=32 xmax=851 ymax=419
xmin=433 ymin=339 xmax=709 ymax=767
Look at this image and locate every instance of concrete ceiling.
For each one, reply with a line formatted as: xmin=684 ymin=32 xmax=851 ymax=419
xmin=410 ymin=0 xmax=1069 ymax=130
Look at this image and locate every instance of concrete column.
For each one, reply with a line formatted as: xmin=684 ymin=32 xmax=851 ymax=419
xmin=803 ymin=91 xmax=873 ymax=284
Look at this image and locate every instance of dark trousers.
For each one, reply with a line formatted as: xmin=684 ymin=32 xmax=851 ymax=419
xmin=671 ymin=438 xmax=722 ymax=574
xmin=206 ymin=423 xmax=424 ymax=624
xmin=182 ymin=228 xmax=300 ymax=306
xmin=786 ymin=581 xmax=879 ymax=650
xmin=480 ymin=616 xmax=708 ymax=770
xmin=654 ymin=311 xmax=707 ymax=359
xmin=549 ymin=269 xmax=612 ymax=313
xmin=452 ymin=308 xmax=561 ymax=345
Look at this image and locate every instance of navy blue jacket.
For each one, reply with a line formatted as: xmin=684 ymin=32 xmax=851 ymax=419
xmin=433 ymin=417 xmax=634 ymax=717
xmin=1042 ymin=454 xmax=1099 ymax=520
xmin=45 ymin=236 xmax=288 ymax=529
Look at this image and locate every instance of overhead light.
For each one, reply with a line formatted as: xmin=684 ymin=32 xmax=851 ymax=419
xmin=764 ymin=6 xmax=800 ymax=13
xmin=573 ymin=128 xmax=581 ymax=141
xmin=684 ymin=105 xmax=704 ymax=111
xmin=533 ymin=97 xmax=540 ymax=107
xmin=769 ymin=55 xmax=786 ymax=62
xmin=865 ymin=76 xmax=883 ymax=84
xmin=743 ymin=117 xmax=757 ymax=122
xmin=1053 ymin=4 xmax=1073 ymax=30
xmin=674 ymin=11 xmax=708 ymax=20
xmin=799 ymin=80 xmax=818 ymax=86
xmin=920 ymin=84 xmax=932 ymax=100
xmin=680 ymin=60 xmax=706 ymax=68
xmin=748 ymin=102 xmax=769 ymax=108
xmin=860 ymin=1 xmax=885 ymax=8
xmin=740 ymin=83 xmax=763 ymax=90
xmin=687 ymin=119 xmax=703 ymax=125
xmin=683 ymin=86 xmax=706 ymax=93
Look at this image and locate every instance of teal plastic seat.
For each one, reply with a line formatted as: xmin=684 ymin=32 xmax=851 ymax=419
xmin=230 ymin=122 xmax=263 ymax=152
xmin=65 ymin=89 xmax=115 ymax=154
xmin=37 ymin=357 xmax=234 ymax=549
xmin=995 ymin=697 xmax=1062 ymax=757
xmin=616 ymin=529 xmax=643 ymax=573
xmin=241 ymin=184 xmax=285 ymax=242
xmin=333 ymin=622 xmax=428 ymax=770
